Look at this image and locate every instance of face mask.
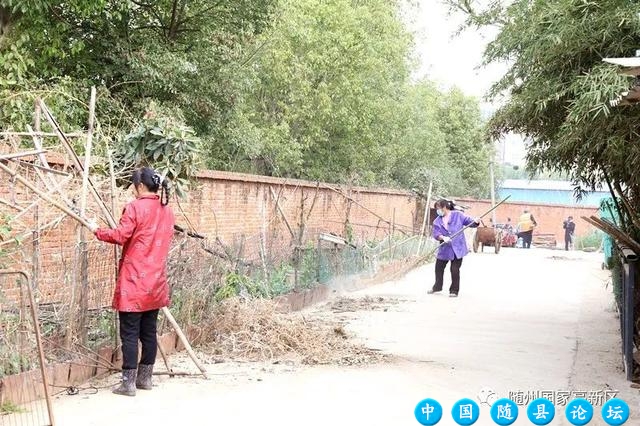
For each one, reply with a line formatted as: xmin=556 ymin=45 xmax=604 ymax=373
xmin=436 ymin=209 xmax=444 ymax=217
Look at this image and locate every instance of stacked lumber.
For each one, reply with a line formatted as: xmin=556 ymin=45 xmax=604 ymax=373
xmin=533 ymin=233 xmax=557 ymax=248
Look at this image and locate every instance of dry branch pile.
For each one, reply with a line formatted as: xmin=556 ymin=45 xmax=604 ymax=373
xmin=327 ymin=296 xmax=402 ymax=313
xmin=203 ymin=297 xmax=387 ymax=366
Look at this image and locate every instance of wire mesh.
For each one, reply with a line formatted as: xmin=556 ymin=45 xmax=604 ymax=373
xmin=1 ymin=141 xmax=437 ymax=419
xmin=0 ymin=272 xmax=52 ymax=426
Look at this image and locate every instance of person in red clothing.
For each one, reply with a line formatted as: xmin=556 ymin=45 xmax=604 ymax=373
xmin=88 ymin=167 xmax=175 ymax=396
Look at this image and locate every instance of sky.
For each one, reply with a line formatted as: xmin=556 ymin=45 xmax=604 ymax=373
xmin=404 ymin=0 xmax=527 ymax=166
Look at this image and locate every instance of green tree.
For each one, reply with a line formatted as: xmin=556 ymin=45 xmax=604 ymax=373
xmin=217 ymin=0 xmax=413 ymax=184
xmin=436 ymin=87 xmax=492 ymax=198
xmin=0 ymin=0 xmax=276 ymax=139
xmin=448 ymin=0 xmax=640 ymax=226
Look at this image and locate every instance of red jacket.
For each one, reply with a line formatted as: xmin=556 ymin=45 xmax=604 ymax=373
xmin=95 ymin=195 xmax=175 ymax=312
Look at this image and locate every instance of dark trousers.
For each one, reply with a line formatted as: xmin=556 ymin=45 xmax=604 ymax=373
xmin=565 ymin=235 xmax=573 ymax=251
xmin=521 ymin=230 xmax=533 ymax=248
xmin=119 ymin=309 xmax=159 ymax=370
xmin=433 ymin=257 xmax=463 ymax=295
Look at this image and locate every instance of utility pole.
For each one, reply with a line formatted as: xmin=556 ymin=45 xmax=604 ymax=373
xmin=489 ymin=160 xmax=497 ymax=226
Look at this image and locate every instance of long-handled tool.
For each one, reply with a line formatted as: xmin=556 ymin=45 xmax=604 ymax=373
xmin=421 ymin=195 xmax=512 ymax=260
xmin=384 ymin=195 xmax=513 ymax=281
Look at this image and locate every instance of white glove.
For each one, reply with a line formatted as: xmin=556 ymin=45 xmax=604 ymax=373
xmin=86 ymin=218 xmax=99 ymax=233
xmin=474 ymin=217 xmax=481 ymax=224
xmin=440 ymin=236 xmax=451 ymax=244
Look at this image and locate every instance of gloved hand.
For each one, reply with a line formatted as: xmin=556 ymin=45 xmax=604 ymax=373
xmin=474 ymin=217 xmax=481 ymax=224
xmin=86 ymin=218 xmax=99 ymax=233
xmin=440 ymin=236 xmax=451 ymax=244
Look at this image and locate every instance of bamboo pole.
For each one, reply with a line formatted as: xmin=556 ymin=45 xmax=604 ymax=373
xmin=582 ymin=216 xmax=640 ymax=254
xmin=162 ymin=309 xmax=208 ymax=378
xmin=156 ymin=339 xmax=174 ymax=375
xmin=39 ymin=100 xmax=114 ymax=223
xmin=9 ymin=174 xmax=73 ymax=224
xmin=0 ymin=197 xmax=24 ymax=211
xmin=269 ymin=186 xmax=295 ymax=239
xmin=0 ymin=149 xmax=47 ymax=160
xmin=324 ymin=184 xmax=413 ymax=233
xmin=0 ymin=131 xmax=83 ymax=137
xmin=416 ymin=180 xmax=433 ymax=256
xmin=10 ymin=159 xmax=71 ymax=177
xmin=0 ymin=214 xmax=66 ymax=249
xmin=78 ymin=86 xmax=97 ymax=345
xmin=106 ymin=148 xmax=121 ymax=350
xmin=0 ymin=161 xmax=92 ymax=228
xmin=27 ymin=125 xmax=75 ymax=207
xmin=80 ymin=87 xmax=97 ymax=217
xmin=39 ymin=99 xmax=207 ymax=378
xmin=0 ymin=270 xmax=56 ymax=426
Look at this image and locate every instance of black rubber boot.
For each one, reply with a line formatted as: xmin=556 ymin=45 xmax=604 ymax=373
xmin=112 ymin=369 xmax=137 ymax=396
xmin=136 ymin=364 xmax=154 ymax=390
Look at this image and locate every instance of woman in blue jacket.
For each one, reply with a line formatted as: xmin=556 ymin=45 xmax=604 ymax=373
xmin=427 ymin=199 xmax=480 ymax=297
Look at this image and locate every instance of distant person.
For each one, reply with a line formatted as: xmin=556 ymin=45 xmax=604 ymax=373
xmin=427 ymin=199 xmax=480 ymax=298
xmin=504 ymin=217 xmax=514 ymax=232
xmin=517 ymin=209 xmax=537 ymax=249
xmin=563 ymin=216 xmax=576 ymax=251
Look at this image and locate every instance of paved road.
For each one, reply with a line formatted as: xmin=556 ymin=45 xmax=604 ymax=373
xmin=45 ymin=247 xmax=636 ymax=425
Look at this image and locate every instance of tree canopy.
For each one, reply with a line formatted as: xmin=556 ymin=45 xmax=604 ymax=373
xmin=448 ymin=0 xmax=640 ymax=225
xmin=1 ymin=0 xmax=494 ymax=198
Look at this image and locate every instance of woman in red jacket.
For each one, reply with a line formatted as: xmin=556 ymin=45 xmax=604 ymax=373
xmin=89 ymin=167 xmax=175 ymax=396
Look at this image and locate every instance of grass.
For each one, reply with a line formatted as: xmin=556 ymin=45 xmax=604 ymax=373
xmin=574 ymin=231 xmax=604 ymax=251
xmin=0 ymin=400 xmax=23 ymax=415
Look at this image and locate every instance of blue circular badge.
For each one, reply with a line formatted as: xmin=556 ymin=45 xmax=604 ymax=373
xmin=526 ymin=398 xmax=556 ymax=425
xmin=602 ymin=398 xmax=629 ymax=425
xmin=565 ymin=398 xmax=594 ymax=425
xmin=451 ymin=398 xmax=480 ymax=425
xmin=490 ymin=398 xmax=518 ymax=425
xmin=414 ymin=398 xmax=443 ymax=425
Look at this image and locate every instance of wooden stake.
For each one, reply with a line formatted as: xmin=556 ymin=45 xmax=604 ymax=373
xmin=162 ymin=309 xmax=208 ymax=379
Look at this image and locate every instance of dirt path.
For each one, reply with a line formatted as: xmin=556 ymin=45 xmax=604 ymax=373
xmin=44 ymin=248 xmax=637 ymax=425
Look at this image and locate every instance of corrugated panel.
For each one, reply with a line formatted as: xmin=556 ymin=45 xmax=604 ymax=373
xmin=497 ymin=188 xmax=608 ymax=206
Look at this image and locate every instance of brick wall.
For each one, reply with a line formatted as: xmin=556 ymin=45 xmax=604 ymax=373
xmin=456 ymin=198 xmax=599 ymax=244
xmin=1 ymin=167 xmax=420 ymax=306
xmin=0 ymin=161 xmax=601 ymax=306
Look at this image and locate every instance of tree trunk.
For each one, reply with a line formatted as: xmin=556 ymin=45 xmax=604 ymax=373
xmin=0 ymin=6 xmax=12 ymax=39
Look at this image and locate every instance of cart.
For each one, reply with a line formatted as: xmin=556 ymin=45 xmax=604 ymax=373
xmin=473 ymin=225 xmax=503 ymax=254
